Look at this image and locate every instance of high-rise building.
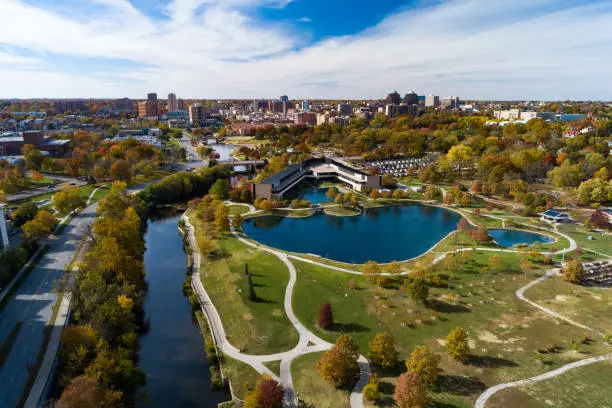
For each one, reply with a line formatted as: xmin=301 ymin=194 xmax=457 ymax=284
xmin=189 ymin=103 xmax=206 ymax=124
xmin=301 ymin=101 xmax=310 ymax=111
xmin=425 ymin=94 xmax=440 ymax=108
xmin=280 ymin=95 xmax=289 ymax=103
xmin=337 ymin=103 xmax=353 ymax=115
xmin=403 ymin=91 xmax=419 ymax=105
xmin=138 ymin=93 xmax=159 ymax=117
xmin=268 ymin=100 xmax=284 ymax=113
xmin=147 ymin=93 xmax=158 ymax=102
xmin=440 ymin=96 xmax=460 ymax=109
xmin=168 ymin=93 xmax=178 ymax=111
xmin=385 ymin=91 xmax=402 ymax=105
xmin=0 ymin=204 xmax=9 ymax=251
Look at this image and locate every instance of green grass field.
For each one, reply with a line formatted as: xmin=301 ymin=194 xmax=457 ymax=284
xmin=227 ymin=204 xmax=251 ymax=216
xmin=487 ymin=360 xmax=612 ymax=408
xmin=220 ymin=354 xmax=260 ymax=399
xmin=323 ymin=206 xmax=361 ymax=217
xmin=194 ymin=219 xmax=298 ymax=354
xmin=291 ymin=352 xmax=352 ymax=408
xmin=557 ymin=224 xmax=612 ymax=257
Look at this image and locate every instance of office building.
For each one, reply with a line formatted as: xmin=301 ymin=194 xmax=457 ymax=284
xmin=441 ymin=96 xmax=460 ymax=109
xmin=385 ymin=91 xmax=402 ymax=105
xmin=189 ymin=103 xmax=206 ymax=124
xmin=168 ymin=93 xmax=178 ymax=111
xmin=138 ymin=93 xmax=159 ymax=117
xmin=403 ymin=91 xmax=419 ymax=105
xmin=301 ymin=101 xmax=310 ymax=111
xmin=385 ymin=104 xmax=419 ymax=117
xmin=425 ymin=94 xmax=440 ymax=108
xmin=280 ymin=95 xmax=289 ymax=103
xmin=268 ymin=100 xmax=284 ymax=113
xmin=337 ymin=103 xmax=353 ymax=116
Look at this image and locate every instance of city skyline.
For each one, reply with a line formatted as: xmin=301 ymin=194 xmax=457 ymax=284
xmin=1 ymin=0 xmax=612 ymax=100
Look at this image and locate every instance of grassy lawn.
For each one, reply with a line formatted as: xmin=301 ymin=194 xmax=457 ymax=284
xmin=557 ymin=224 xmax=612 ymax=257
xmin=324 ymin=206 xmax=361 ymax=217
xmin=227 ymin=204 xmax=251 ymax=216
xmin=291 ymin=352 xmax=352 ymax=408
xmin=291 ymin=253 xmax=610 ymax=406
xmin=267 ymin=209 xmax=314 ymax=218
xmin=263 ymin=360 xmax=281 ymax=377
xmin=194 ymin=218 xmax=298 ymax=354
xmin=220 ymin=354 xmax=260 ymax=400
xmin=488 ymin=360 xmax=612 ymax=408
xmin=525 ymin=275 xmax=612 ymax=334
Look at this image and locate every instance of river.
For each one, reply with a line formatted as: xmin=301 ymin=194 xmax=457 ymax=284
xmin=139 ymin=211 xmax=228 ymax=408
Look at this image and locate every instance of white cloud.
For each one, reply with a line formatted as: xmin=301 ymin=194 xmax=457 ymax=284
xmin=298 ymin=17 xmax=312 ymax=23
xmin=0 ymin=0 xmax=611 ymax=99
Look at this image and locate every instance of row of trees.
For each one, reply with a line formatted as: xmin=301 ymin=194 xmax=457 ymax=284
xmin=56 ymin=182 xmax=147 ymax=407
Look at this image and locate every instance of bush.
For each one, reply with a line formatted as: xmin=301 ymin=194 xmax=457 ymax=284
xmin=363 ymin=382 xmax=380 ymax=402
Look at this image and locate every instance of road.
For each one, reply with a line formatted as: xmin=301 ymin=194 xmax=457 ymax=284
xmin=0 ymin=202 xmax=98 ymax=407
xmin=179 ymin=136 xmax=207 ymax=170
xmin=5 ymin=175 xmax=87 ymax=203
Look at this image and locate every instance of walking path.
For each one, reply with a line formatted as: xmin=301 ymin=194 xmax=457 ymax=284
xmin=183 ymin=214 xmax=370 ymax=407
xmin=474 ymin=267 xmax=608 ymax=408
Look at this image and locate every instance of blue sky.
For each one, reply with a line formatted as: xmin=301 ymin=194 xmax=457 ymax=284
xmin=1 ymin=0 xmax=612 ymax=99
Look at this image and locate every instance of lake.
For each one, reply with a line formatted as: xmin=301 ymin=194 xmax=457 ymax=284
xmin=242 ymin=204 xmax=461 ymax=263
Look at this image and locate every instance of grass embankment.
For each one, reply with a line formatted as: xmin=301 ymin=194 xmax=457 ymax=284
xmin=220 ymin=355 xmax=260 ymax=399
xmin=291 ymin=252 xmax=610 ymax=407
xmin=525 ymin=276 xmax=612 ymax=334
xmin=227 ymin=204 xmax=251 ymax=216
xmin=262 ymin=360 xmax=281 ymax=377
xmin=194 ymin=217 xmax=298 ymax=354
xmin=324 ymin=206 xmax=361 ymax=217
xmin=267 ymin=208 xmax=314 ymax=218
xmin=291 ymin=352 xmax=352 ymax=408
xmin=488 ymin=360 xmax=612 ymax=408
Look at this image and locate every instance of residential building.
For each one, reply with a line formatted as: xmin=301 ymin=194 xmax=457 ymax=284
xmin=168 ymin=93 xmax=178 ymax=111
xmin=295 ymin=112 xmax=317 ymax=126
xmin=316 ymin=114 xmax=329 ymax=126
xmin=138 ymin=100 xmax=158 ymax=117
xmin=54 ymin=100 xmax=87 ymax=114
xmin=252 ymin=157 xmax=382 ymax=200
xmin=337 ymin=103 xmax=353 ymax=115
xmin=329 ymin=116 xmax=350 ymax=127
xmin=189 ymin=103 xmax=206 ymax=124
xmin=425 ymin=94 xmax=440 ymax=108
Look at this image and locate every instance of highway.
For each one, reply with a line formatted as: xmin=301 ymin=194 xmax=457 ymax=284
xmin=0 ymin=202 xmax=98 ymax=408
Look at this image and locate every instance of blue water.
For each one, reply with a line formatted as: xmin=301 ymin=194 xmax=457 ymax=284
xmin=301 ymin=188 xmax=331 ymax=205
xmin=242 ymin=204 xmax=461 ymax=263
xmin=489 ymin=229 xmax=554 ymax=248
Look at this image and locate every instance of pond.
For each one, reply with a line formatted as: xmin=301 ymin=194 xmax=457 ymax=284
xmin=242 ymin=204 xmax=461 ymax=263
xmin=300 ymin=188 xmax=331 ymax=205
xmin=139 ymin=211 xmax=228 ymax=408
xmin=488 ymin=229 xmax=554 ymax=248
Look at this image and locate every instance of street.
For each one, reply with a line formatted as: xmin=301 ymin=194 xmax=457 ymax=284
xmin=0 ymin=203 xmax=98 ymax=408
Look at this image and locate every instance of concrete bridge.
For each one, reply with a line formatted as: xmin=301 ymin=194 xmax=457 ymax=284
xmin=219 ymin=159 xmax=266 ymax=173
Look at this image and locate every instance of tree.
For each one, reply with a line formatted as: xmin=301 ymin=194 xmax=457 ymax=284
xmin=326 ymin=187 xmax=337 ymax=201
xmin=362 ymin=260 xmax=380 ymax=281
xmin=363 ymin=376 xmax=380 ymax=402
xmin=457 ymin=218 xmax=471 ymax=232
xmin=110 ymin=160 xmax=132 ymax=182
xmin=11 ymin=202 xmax=38 ymax=227
xmin=25 ymin=148 xmax=45 ymax=171
xmin=0 ymin=189 xmax=4 ymax=204
xmin=446 ymin=327 xmax=470 ymax=362
xmin=232 ymin=213 xmax=243 ymax=230
xmin=489 ymin=255 xmax=502 ymax=272
xmin=394 ymin=372 xmax=429 ymax=408
xmin=591 ymin=210 xmax=611 ymax=229
xmin=334 ymin=194 xmax=345 ymax=205
xmin=369 ymin=189 xmax=380 ymax=200
xmin=423 ymin=185 xmax=441 ymax=201
xmin=406 ymin=345 xmax=441 ymax=386
xmin=257 ymin=376 xmax=284 ymax=408
xmin=407 ymin=279 xmax=429 ymax=303
xmin=215 ymin=204 xmax=230 ymax=232
xmin=368 ymin=332 xmax=398 ymax=368
xmin=562 ymin=259 xmax=584 ymax=284
xmin=385 ymin=261 xmax=401 ymax=275
xmin=209 ymin=179 xmax=229 ymax=200
xmin=57 ymin=376 xmax=122 ymax=408
xmin=470 ymin=226 xmax=491 ymax=242
xmin=54 ymin=188 xmax=86 ymax=215
xmin=316 ymin=334 xmax=359 ymax=387
xmin=22 ymin=210 xmax=55 ymax=242
xmin=318 ymin=301 xmax=333 ymax=330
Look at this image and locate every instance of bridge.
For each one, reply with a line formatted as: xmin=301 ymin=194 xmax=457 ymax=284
xmin=218 ymin=159 xmax=267 ymax=171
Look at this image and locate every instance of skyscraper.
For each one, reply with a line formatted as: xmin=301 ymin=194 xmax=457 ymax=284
xmin=301 ymin=101 xmax=310 ymax=111
xmin=189 ymin=103 xmax=206 ymax=124
xmin=138 ymin=93 xmax=159 ymax=117
xmin=168 ymin=93 xmax=178 ymax=111
xmin=280 ymin=95 xmax=289 ymax=103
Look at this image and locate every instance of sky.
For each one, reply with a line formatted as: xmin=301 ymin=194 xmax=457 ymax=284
xmin=1 ymin=0 xmax=612 ymax=100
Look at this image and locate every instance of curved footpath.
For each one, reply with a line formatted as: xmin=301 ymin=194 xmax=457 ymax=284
xmin=475 ymin=267 xmax=610 ymax=408
xmin=184 ymin=214 xmax=370 ymax=408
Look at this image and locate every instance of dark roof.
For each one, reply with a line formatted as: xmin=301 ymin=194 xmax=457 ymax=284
xmin=601 ymin=208 xmax=612 ymax=215
xmin=542 ymin=210 xmax=568 ymax=218
xmin=259 ymin=163 xmax=302 ymax=185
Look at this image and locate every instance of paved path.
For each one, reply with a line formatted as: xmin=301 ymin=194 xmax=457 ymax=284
xmin=184 ymin=214 xmax=370 ymax=407
xmin=474 ymin=354 xmax=612 ymax=408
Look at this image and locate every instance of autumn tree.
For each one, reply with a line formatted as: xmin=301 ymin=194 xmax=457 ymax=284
xmin=209 ymin=179 xmax=229 ymax=200
xmin=57 ymin=375 xmax=122 ymax=408
xmin=215 ymin=203 xmax=230 ymax=232
xmin=423 ymin=185 xmax=441 ymax=201
xmin=406 ymin=345 xmax=441 ymax=386
xmin=232 ymin=213 xmax=243 ymax=230
xmin=11 ymin=202 xmax=38 ymax=226
xmin=368 ymin=332 xmax=398 ymax=368
xmin=488 ymin=255 xmax=502 ymax=273
xmin=244 ymin=375 xmax=284 ymax=408
xmin=362 ymin=260 xmax=380 ymax=281
xmin=457 ymin=218 xmax=471 ymax=232
xmin=446 ymin=327 xmax=470 ymax=362
xmin=110 ymin=160 xmax=132 ymax=182
xmin=54 ymin=188 xmax=86 ymax=215
xmin=562 ymin=259 xmax=584 ymax=284
xmin=318 ymin=301 xmax=334 ymax=330
xmin=407 ymin=279 xmax=429 ymax=303
xmin=22 ymin=210 xmax=56 ymax=241
xmin=385 ymin=261 xmax=402 ymax=276
xmin=316 ymin=334 xmax=359 ymax=387
xmin=394 ymin=372 xmax=429 ymax=408
xmin=326 ymin=187 xmax=337 ymax=201
xmin=470 ymin=226 xmax=491 ymax=242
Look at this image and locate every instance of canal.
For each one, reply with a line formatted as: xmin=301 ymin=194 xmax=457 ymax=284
xmin=139 ymin=211 xmax=228 ymax=408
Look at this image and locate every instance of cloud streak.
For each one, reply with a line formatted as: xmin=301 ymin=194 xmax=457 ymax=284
xmin=1 ymin=0 xmax=611 ymax=99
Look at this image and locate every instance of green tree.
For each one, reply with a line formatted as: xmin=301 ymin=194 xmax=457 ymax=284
xmin=406 ymin=345 xmax=441 ymax=386
xmin=446 ymin=327 xmax=470 ymax=362
xmin=209 ymin=179 xmax=229 ymax=200
xmin=326 ymin=187 xmax=337 ymax=201
xmin=407 ymin=279 xmax=429 ymax=303
xmin=232 ymin=213 xmax=243 ymax=230
xmin=54 ymin=188 xmax=86 ymax=216
xmin=22 ymin=210 xmax=55 ymax=242
xmin=11 ymin=202 xmax=38 ymax=227
xmin=368 ymin=332 xmax=398 ymax=368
